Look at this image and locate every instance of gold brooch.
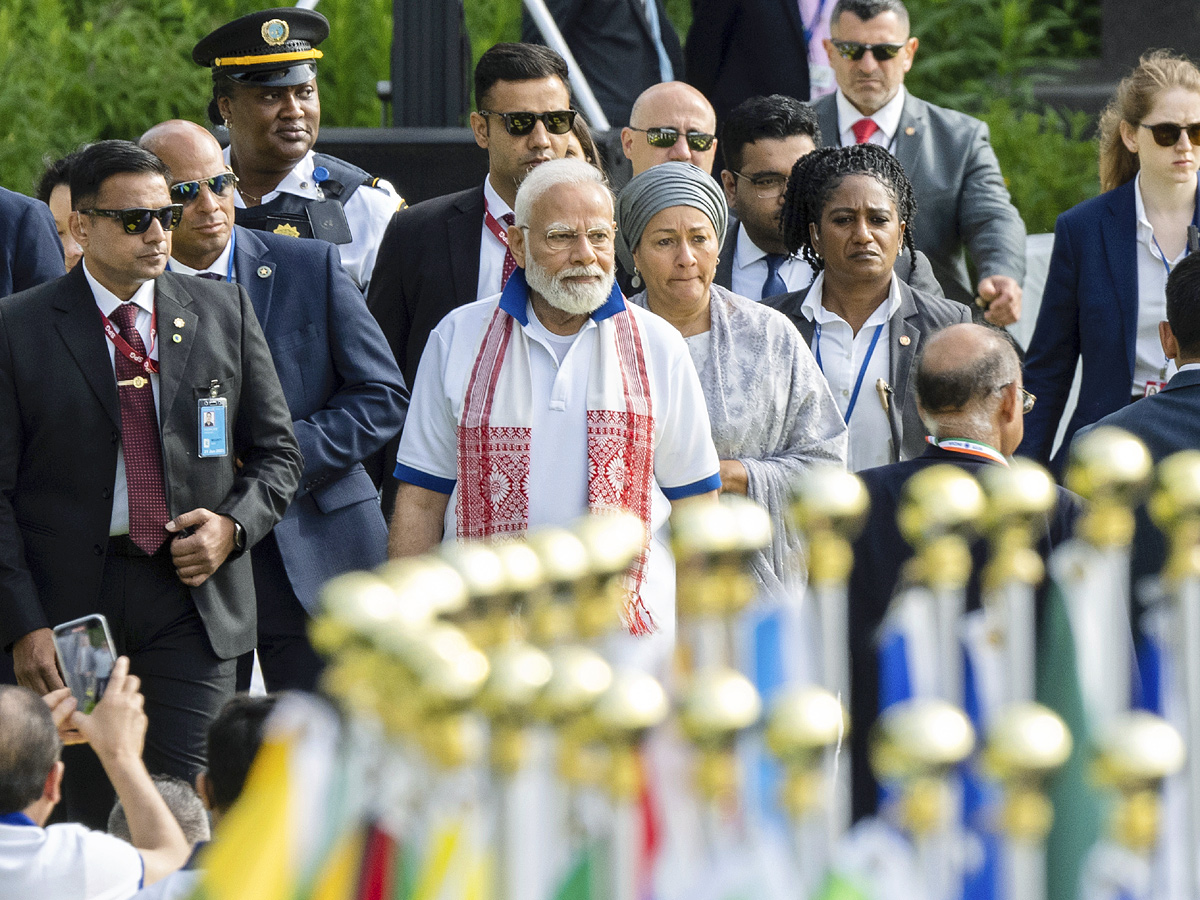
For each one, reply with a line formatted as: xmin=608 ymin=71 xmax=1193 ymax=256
xmin=272 ymin=223 xmax=301 ymax=238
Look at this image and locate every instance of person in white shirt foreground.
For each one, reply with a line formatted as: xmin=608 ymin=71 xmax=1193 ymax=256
xmin=0 ymin=656 xmax=189 ymax=898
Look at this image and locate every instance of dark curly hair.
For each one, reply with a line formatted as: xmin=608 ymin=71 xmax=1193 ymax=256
xmin=779 ymin=143 xmax=917 ymax=273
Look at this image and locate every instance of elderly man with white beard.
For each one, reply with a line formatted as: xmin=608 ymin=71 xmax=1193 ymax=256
xmin=389 ymin=158 xmax=720 ymax=658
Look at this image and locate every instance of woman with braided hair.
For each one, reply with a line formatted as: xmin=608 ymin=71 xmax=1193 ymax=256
xmin=765 ymin=143 xmax=970 ymax=470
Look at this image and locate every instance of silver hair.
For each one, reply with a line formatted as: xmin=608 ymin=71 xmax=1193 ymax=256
xmin=514 ymin=158 xmax=613 ymax=228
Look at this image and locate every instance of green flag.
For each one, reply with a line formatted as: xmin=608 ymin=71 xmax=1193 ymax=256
xmin=1036 ymin=579 xmax=1104 ymax=900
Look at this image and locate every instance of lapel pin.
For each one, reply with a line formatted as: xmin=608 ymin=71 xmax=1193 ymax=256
xmin=905 ymin=126 xmax=916 ymax=136
xmin=172 ymin=334 xmax=182 ymax=343
xmin=173 ymin=317 xmax=185 ymax=328
xmin=257 ymin=266 xmax=272 ymax=278
xmin=899 ymin=335 xmax=911 ymax=346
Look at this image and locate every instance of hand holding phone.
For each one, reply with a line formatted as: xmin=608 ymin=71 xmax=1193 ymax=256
xmin=52 ymin=614 xmax=118 ymax=714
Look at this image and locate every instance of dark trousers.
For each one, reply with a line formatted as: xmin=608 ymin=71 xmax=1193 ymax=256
xmin=61 ymin=539 xmax=236 ymax=830
xmin=235 ymin=530 xmax=325 ymax=694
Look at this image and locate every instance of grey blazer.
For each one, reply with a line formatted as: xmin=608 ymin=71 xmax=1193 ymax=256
xmin=764 ymin=278 xmax=971 ymax=462
xmin=715 ymin=219 xmax=947 ymax=299
xmin=814 ymin=93 xmax=1026 ymax=305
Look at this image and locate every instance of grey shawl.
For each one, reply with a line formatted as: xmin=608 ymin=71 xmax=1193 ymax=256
xmin=631 ymin=283 xmax=848 ymax=595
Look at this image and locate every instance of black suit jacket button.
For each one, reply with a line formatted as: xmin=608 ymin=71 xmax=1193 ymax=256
xmin=93 ymin=544 xmax=104 ymax=556
xmin=111 ymin=431 xmax=120 ymax=444
xmin=102 ymin=488 xmax=112 ymax=499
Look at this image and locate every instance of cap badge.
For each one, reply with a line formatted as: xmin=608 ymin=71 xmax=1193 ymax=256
xmin=261 ymin=19 xmax=289 ymax=46
xmin=273 ymin=223 xmax=301 ymax=238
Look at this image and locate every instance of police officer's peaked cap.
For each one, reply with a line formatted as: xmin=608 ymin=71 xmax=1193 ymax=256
xmin=193 ymin=8 xmax=329 ymax=86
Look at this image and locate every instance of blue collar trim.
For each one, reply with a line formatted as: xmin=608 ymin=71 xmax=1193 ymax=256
xmin=498 ymin=269 xmax=626 ymax=326
xmin=0 ymin=811 xmax=37 ymax=827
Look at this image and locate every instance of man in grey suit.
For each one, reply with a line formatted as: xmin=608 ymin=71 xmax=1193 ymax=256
xmin=813 ymin=0 xmax=1026 ymax=325
xmin=0 ymin=140 xmax=302 ymax=826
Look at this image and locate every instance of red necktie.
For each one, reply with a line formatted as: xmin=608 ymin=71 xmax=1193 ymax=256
xmin=852 ymin=118 xmax=879 ymax=144
xmin=110 ymin=303 xmax=169 ymax=554
xmin=499 ymin=212 xmax=518 ymax=287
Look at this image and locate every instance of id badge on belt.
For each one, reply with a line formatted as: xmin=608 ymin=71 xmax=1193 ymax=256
xmin=199 ymin=397 xmax=228 ymax=457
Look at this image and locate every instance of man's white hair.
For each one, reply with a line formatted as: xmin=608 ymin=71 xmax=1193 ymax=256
xmin=514 ymin=158 xmax=612 ymax=227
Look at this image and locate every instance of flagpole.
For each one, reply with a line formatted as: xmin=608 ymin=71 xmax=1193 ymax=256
xmin=896 ymin=465 xmax=985 ymax=707
xmin=790 ymin=466 xmax=869 ymax=841
xmin=1148 ymin=450 xmax=1200 ymax=900
xmin=871 ymin=699 xmax=976 ymax=900
xmin=978 ymin=459 xmax=1057 ymax=705
xmin=983 ymin=703 xmax=1072 ymax=900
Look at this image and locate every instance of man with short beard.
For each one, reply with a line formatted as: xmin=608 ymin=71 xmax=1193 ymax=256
xmin=389 ymin=159 xmax=720 ymax=664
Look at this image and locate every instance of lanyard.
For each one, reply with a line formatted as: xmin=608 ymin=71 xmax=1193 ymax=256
xmin=814 ymin=321 xmax=884 ymax=423
xmin=926 ymin=436 xmax=1008 ymax=467
xmin=99 ymin=304 xmax=158 ymax=376
xmin=801 ymin=0 xmax=830 ymax=43
xmin=484 ymin=199 xmax=512 ymax=250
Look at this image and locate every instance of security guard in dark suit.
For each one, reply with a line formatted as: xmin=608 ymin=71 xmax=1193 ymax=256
xmin=193 ymin=7 xmax=405 ymax=292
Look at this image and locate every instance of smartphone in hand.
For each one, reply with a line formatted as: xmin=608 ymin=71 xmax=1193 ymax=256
xmin=51 ymin=614 xmax=118 ymax=714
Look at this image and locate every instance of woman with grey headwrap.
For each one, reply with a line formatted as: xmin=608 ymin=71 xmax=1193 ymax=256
xmin=617 ymin=161 xmax=847 ymax=595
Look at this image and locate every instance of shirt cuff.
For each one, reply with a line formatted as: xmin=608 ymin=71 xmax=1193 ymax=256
xmin=394 ymin=463 xmax=456 ymax=495
xmin=660 ymin=472 xmax=722 ymax=500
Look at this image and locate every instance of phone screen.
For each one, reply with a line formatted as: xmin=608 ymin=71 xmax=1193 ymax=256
xmin=52 ymin=615 xmax=118 ymax=714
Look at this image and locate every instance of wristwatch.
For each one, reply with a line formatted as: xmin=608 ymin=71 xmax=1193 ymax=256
xmin=229 ymin=518 xmax=246 ymax=556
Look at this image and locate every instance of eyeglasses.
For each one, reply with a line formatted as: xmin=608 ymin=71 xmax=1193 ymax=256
xmin=831 ymin=40 xmax=906 ymax=62
xmin=629 ymin=127 xmax=716 ymax=152
xmin=1140 ymin=122 xmax=1200 ymax=147
xmin=1001 ymin=383 xmax=1037 ymax=414
xmin=520 ymin=225 xmax=616 ymax=252
xmin=170 ymin=173 xmax=239 ymax=205
xmin=732 ymin=170 xmax=789 ymax=199
xmin=80 ymin=205 xmax=183 ymax=235
xmin=479 ymin=109 xmax=577 ymax=136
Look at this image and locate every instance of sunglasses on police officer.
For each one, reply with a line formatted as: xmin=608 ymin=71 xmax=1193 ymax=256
xmin=479 ymin=109 xmax=577 ymax=136
xmin=628 ymin=127 xmax=716 ymax=152
xmin=830 ymin=40 xmax=906 ymax=62
xmin=170 ymin=173 xmax=240 ymax=206
xmin=1140 ymin=122 xmax=1200 ymax=148
xmin=80 ymin=205 xmax=183 ymax=235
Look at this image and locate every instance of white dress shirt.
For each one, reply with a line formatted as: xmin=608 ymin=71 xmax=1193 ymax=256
xmin=801 ymin=271 xmax=902 ymax=471
xmin=1132 ymin=171 xmax=1183 ymax=393
xmin=83 ymin=262 xmax=160 ymax=536
xmin=225 ymin=146 xmax=401 ymax=291
xmin=166 ymin=233 xmax=235 ymax=282
xmin=477 ymin=176 xmax=515 ymax=301
xmin=730 ymin=225 xmax=813 ymax=300
xmin=835 ymin=86 xmax=906 ymax=150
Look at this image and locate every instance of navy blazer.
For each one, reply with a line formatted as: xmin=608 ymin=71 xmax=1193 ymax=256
xmin=1017 ymin=180 xmax=1192 ymax=474
xmin=231 ymin=226 xmax=408 ymax=613
xmin=0 ymin=187 xmax=65 ymax=298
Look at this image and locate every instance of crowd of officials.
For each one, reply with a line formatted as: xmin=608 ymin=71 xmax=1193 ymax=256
xmin=2 ymin=0 xmax=1200 ymax=896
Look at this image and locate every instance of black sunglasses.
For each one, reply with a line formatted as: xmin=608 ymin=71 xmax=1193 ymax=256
xmin=170 ymin=173 xmax=239 ymax=205
xmin=1140 ymin=122 xmax=1200 ymax=148
xmin=479 ymin=109 xmax=577 ymax=136
xmin=629 ymin=127 xmax=716 ymax=152
xmin=831 ymin=40 xmax=906 ymax=62
xmin=80 ymin=205 xmax=183 ymax=235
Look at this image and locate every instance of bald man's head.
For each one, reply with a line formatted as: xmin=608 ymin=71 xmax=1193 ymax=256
xmin=0 ymin=686 xmax=61 ymax=815
xmin=622 ymin=82 xmax=719 ymax=174
xmin=140 ymin=120 xmax=237 ymax=270
xmin=916 ymin=324 xmax=1025 ymax=451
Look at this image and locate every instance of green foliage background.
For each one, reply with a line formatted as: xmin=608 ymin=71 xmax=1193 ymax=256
xmin=2 ymin=0 xmax=1101 ymax=232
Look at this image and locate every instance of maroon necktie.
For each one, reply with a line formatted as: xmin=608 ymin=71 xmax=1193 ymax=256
xmin=499 ymin=212 xmax=518 ymax=287
xmin=852 ymin=118 xmax=879 ymax=144
xmin=110 ymin=303 xmax=169 ymax=554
